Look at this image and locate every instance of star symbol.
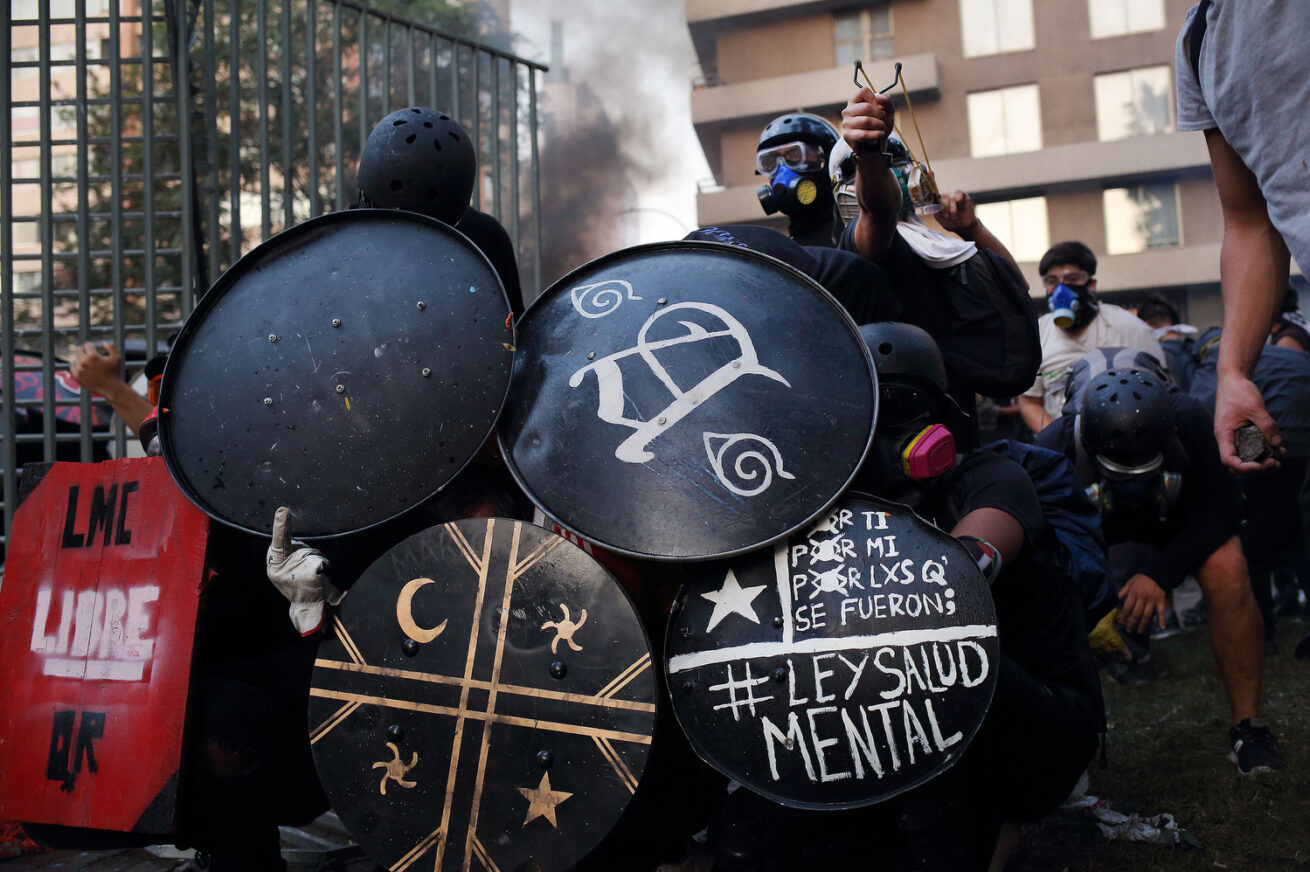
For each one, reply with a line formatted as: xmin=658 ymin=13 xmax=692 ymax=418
xmin=700 ymin=568 xmax=766 ymax=632
xmin=517 ymin=772 xmax=572 ymax=828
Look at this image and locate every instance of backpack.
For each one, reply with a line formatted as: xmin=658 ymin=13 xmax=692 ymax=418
xmin=980 ymin=439 xmax=1111 ymax=624
xmin=930 ymin=249 xmax=1042 ymax=398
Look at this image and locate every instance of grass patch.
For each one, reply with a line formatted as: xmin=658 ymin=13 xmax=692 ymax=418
xmin=1006 ymin=619 xmax=1310 ymax=871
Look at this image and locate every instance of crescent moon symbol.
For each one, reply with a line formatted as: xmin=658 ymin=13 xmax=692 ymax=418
xmin=396 ymin=577 xmax=447 ymax=643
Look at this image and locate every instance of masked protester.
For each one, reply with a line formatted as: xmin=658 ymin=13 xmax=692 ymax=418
xmin=358 ymin=107 xmax=524 ymax=317
xmin=834 ymin=89 xmax=1041 ymax=451
xmin=754 ymin=112 xmax=840 ymax=246
xmin=1017 ymin=241 xmax=1165 ymax=435
xmin=1037 ymin=348 xmax=1283 ymax=775
xmin=850 ymin=322 xmax=1103 ymax=869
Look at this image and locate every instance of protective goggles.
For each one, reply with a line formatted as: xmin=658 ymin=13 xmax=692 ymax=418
xmin=756 ymin=140 xmax=826 ymax=175
xmin=878 ymin=383 xmax=938 ymax=430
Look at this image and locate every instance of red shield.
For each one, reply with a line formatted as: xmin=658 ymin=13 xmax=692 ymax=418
xmin=0 ymin=458 xmax=208 ymax=834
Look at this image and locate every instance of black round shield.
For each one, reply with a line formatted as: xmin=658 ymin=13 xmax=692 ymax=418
xmin=309 ymin=518 xmax=657 ymax=871
xmin=499 ymin=241 xmax=877 ymax=561
xmin=664 ymin=494 xmax=998 ymax=809
xmin=159 ymin=209 xmax=512 ymax=538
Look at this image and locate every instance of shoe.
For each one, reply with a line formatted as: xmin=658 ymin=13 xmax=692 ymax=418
xmin=1181 ymin=600 xmax=1209 ymax=627
xmin=1229 ymin=719 xmax=1283 ymax=774
xmin=1101 ymin=658 xmax=1154 ymax=686
xmin=1150 ymin=609 xmax=1183 ymax=640
xmin=1273 ymin=588 xmax=1308 ymax=621
xmin=1295 ymin=633 xmax=1310 ymax=661
xmin=1121 ymin=630 xmax=1152 ymax=665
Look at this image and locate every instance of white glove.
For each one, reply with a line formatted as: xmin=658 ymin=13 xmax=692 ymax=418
xmin=266 ymin=506 xmax=343 ymax=636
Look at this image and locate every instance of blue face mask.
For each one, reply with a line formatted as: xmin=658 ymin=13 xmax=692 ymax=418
xmin=1048 ymin=282 xmax=1098 ymax=329
xmin=757 ymin=164 xmax=825 ymax=219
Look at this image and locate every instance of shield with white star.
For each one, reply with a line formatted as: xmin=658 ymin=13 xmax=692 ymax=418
xmin=664 ymin=493 xmax=998 ymax=808
xmin=309 ymin=518 xmax=657 ymax=870
xmin=498 ymin=241 xmax=878 ymax=561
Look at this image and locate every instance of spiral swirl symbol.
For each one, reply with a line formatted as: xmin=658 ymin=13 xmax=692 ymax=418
xmin=569 ymin=279 xmax=641 ymax=319
xmin=703 ymin=432 xmax=796 ymax=497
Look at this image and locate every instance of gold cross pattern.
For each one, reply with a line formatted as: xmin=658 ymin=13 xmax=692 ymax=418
xmin=308 ymin=519 xmax=657 ymax=872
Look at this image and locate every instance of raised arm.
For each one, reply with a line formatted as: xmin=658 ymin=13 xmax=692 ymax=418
xmin=840 ymin=88 xmax=902 ymax=262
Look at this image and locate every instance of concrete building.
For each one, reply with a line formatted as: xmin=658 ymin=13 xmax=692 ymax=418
xmin=686 ymin=0 xmax=1243 ymax=324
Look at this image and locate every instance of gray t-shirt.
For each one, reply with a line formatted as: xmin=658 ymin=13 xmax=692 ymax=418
xmin=1176 ymin=1 xmax=1310 ymax=274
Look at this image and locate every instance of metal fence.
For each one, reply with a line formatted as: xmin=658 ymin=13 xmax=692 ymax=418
xmin=1 ymin=0 xmax=546 ymax=553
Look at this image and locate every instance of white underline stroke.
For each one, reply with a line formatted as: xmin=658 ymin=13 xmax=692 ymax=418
xmin=667 ymin=624 xmax=997 ymax=674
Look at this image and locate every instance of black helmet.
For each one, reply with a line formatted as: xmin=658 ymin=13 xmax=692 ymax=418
xmin=757 ymin=113 xmax=839 ymax=157
xmin=1079 ymin=367 xmax=1175 ymax=470
xmin=1062 ymin=347 xmax=1170 ymax=416
xmin=358 ymin=107 xmax=475 ymax=223
xmin=859 ymin=322 xmax=948 ymax=392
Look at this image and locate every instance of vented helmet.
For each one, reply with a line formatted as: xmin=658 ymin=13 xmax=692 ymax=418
xmin=357 ymin=107 xmax=475 ymax=223
xmin=1079 ymin=367 xmax=1175 ymax=472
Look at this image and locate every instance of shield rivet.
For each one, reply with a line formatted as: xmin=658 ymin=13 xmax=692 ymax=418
xmin=336 ymin=384 xmax=346 ymax=394
xmin=773 ymin=616 xmax=784 ymax=628
xmin=402 ymin=638 xmax=420 ymax=657
xmin=535 ymin=750 xmax=554 ymax=769
xmin=681 ymin=681 xmax=695 ymax=693
xmin=731 ymin=360 xmax=741 ymax=369
xmin=657 ymin=298 xmax=668 ymax=305
xmin=587 ymin=352 xmax=596 ymax=360
xmin=657 ymin=416 xmax=667 ymax=425
xmin=263 ymin=397 xmax=273 ymax=406
xmin=387 ymin=724 xmax=405 ymax=742
xmin=416 ymin=301 xmax=426 ymax=310
xmin=268 ymin=333 xmax=278 ymax=342
xmin=332 ymin=318 xmax=342 ymax=328
xmin=773 ymin=668 xmax=786 ymax=683
xmin=549 ymin=660 xmax=568 ymax=680
xmin=422 ymin=367 xmax=432 ymax=377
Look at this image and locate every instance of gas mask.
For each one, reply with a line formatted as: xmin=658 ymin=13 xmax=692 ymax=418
xmin=865 ymin=379 xmax=961 ymax=493
xmin=757 ymin=163 xmax=825 ymax=217
xmin=756 ymin=138 xmax=831 ymax=222
xmin=1087 ymin=463 xmax=1182 ymax=522
xmin=1048 ymin=282 xmax=1099 ymax=330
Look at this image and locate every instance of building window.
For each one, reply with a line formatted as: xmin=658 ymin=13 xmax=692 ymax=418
xmin=11 ymin=0 xmax=81 ymax=17
xmin=11 ymin=106 xmax=39 ymax=133
xmin=966 ymin=84 xmax=1041 ymax=157
xmin=974 ymin=196 xmax=1049 ymax=262
xmin=959 ymin=0 xmax=1034 ymax=58
xmin=1094 ymin=66 xmax=1173 ymax=141
xmin=13 ymin=222 xmax=40 ymax=246
xmin=1104 ymin=182 xmax=1181 ymax=254
xmin=1089 ymin=0 xmax=1164 ymax=39
xmin=834 ymin=7 xmax=894 ymax=67
xmin=14 ymin=272 xmax=43 ymax=294
xmin=11 ymin=47 xmax=38 ymax=79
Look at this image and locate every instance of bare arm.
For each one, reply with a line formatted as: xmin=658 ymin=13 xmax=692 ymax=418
xmin=1017 ymin=393 xmax=1048 ymax=435
xmin=840 ymin=88 xmax=902 ymax=262
xmin=937 ymin=188 xmax=1028 ymax=291
xmin=70 ymin=342 xmax=154 ymax=436
xmin=951 ymin=507 xmax=1025 ymax=565
xmin=1204 ymin=126 xmax=1290 ymax=471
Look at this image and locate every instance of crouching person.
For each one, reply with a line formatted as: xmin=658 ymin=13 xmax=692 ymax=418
xmin=857 ymin=323 xmax=1103 ymax=865
xmin=1036 ymin=348 xmax=1282 ymax=774
xmin=709 ymin=324 xmax=1103 ymax=871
